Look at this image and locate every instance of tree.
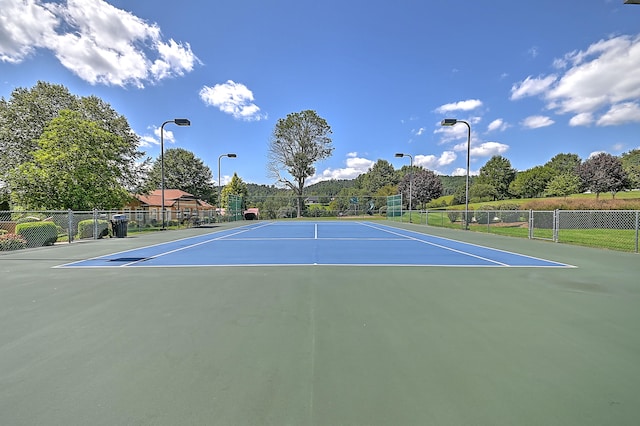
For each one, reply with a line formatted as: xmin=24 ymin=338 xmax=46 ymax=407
xmin=0 ymin=82 xmax=78 ymax=181
xmin=469 ymin=183 xmax=498 ymax=203
xmin=356 ymin=159 xmax=398 ymax=194
xmin=621 ymin=149 xmax=640 ymax=190
xmin=220 ymin=173 xmax=249 ymax=209
xmin=144 ymin=148 xmax=215 ymax=202
xmin=545 ymin=173 xmax=581 ymax=199
xmin=577 ymin=153 xmax=630 ymax=199
xmin=398 ymin=168 xmax=442 ymax=209
xmin=0 ymin=81 xmax=146 ymax=196
xmin=9 ymin=110 xmax=133 ymax=209
xmin=267 ymin=110 xmax=333 ymax=217
xmin=509 ymin=166 xmax=554 ymax=198
xmin=475 ymin=155 xmax=516 ymax=199
xmin=544 ymin=153 xmax=581 ymax=176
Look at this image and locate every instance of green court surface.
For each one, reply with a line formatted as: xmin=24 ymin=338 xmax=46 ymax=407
xmin=1 ymin=221 xmax=639 ymax=425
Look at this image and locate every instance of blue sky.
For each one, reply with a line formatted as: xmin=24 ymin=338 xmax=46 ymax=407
xmin=1 ymin=0 xmax=640 ymax=186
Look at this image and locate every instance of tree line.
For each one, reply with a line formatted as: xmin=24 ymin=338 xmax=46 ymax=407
xmin=1 ymin=81 xmax=638 ymax=213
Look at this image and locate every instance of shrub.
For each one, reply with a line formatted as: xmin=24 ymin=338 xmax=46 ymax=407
xmin=447 ymin=211 xmax=460 ymax=223
xmin=15 ymin=221 xmax=58 ymax=248
xmin=77 ymin=219 xmax=109 ymax=239
xmin=497 ymin=203 xmax=522 ymax=223
xmin=0 ymin=233 xmax=27 ymax=251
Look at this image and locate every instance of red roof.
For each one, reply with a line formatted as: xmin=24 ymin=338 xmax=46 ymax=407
xmin=134 ymin=189 xmax=212 ymax=208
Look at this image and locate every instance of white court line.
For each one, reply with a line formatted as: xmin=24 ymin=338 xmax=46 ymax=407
xmin=119 ymin=224 xmax=274 ymax=266
xmin=358 ymin=222 xmax=510 ymax=266
xmin=360 ymin=221 xmax=575 ymax=268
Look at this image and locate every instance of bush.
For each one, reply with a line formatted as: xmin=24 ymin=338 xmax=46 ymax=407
xmin=447 ymin=211 xmax=461 ymax=223
xmin=77 ymin=219 xmax=109 ymax=239
xmin=497 ymin=203 xmax=522 ymax=223
xmin=15 ymin=221 xmax=58 ymax=248
xmin=0 ymin=233 xmax=27 ymax=251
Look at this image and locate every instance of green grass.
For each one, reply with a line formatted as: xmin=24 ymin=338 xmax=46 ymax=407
xmin=422 ymin=211 xmax=638 ymax=252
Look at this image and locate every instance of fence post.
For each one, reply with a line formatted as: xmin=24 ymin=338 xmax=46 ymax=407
xmin=93 ymin=209 xmax=98 ymax=240
xmin=68 ymin=209 xmax=73 ymax=243
xmin=636 ymin=210 xmax=640 ymax=253
xmin=553 ymin=210 xmax=559 ymax=242
xmin=528 ymin=209 xmax=533 ymax=239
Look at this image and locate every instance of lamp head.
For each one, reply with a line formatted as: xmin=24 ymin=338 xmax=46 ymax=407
xmin=227 ymin=153 xmax=237 ymax=158
xmin=395 ymin=153 xmax=404 ymax=158
xmin=441 ymin=118 xmax=457 ymax=126
xmin=174 ymin=118 xmax=191 ymax=126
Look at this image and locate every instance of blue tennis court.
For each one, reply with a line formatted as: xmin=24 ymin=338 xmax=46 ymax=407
xmin=57 ymin=221 xmax=572 ymax=268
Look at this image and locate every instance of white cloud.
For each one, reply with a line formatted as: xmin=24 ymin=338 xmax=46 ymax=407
xmin=451 ymin=167 xmax=479 ymax=177
xmin=0 ymin=0 xmax=199 ymax=87
xmin=138 ymin=134 xmax=157 ymax=148
xmin=568 ymin=112 xmax=594 ymax=127
xmin=487 ymin=118 xmax=508 ymax=132
xmin=511 ymin=34 xmax=640 ymax=126
xmin=521 ymin=115 xmax=555 ymax=129
xmin=596 ymin=102 xmax=640 ymax=126
xmin=306 ymin=153 xmax=374 ymax=185
xmin=199 ymin=80 xmax=266 ymax=121
xmin=454 ymin=141 xmax=509 ymax=158
xmin=435 ymin=99 xmax=483 ymax=114
xmin=510 ymin=75 xmax=557 ymax=100
xmin=414 ymin=151 xmax=457 ymax=170
xmin=0 ymin=0 xmax=59 ymax=63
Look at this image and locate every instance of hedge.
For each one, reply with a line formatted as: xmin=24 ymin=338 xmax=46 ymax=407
xmin=77 ymin=219 xmax=110 ymax=239
xmin=15 ymin=221 xmax=58 ymax=248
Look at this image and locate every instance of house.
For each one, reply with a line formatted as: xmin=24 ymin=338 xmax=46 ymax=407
xmin=125 ymin=189 xmax=215 ymax=225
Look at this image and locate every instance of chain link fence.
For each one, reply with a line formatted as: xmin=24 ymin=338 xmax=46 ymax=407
xmin=0 ymin=209 xmax=218 ymax=250
xmin=422 ymin=209 xmax=640 ymax=252
xmin=2 ymin=206 xmax=638 ymax=253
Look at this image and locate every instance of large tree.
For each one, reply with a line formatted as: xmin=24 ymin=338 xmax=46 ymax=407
xmin=0 ymin=81 xmax=146 ymax=197
xmin=0 ymin=82 xmax=77 ymax=180
xmin=545 ymin=173 xmax=581 ymax=199
xmin=578 ymin=152 xmax=630 ymax=199
xmin=475 ymin=155 xmax=516 ymax=200
xmin=544 ymin=153 xmax=581 ymax=176
xmin=621 ymin=149 xmax=640 ymax=190
xmin=267 ymin=110 xmax=333 ymax=217
xmin=9 ymin=110 xmax=133 ymax=209
xmin=144 ymin=148 xmax=215 ymax=203
xmin=509 ymin=165 xmax=555 ymax=198
xmin=355 ymin=159 xmax=398 ymax=194
xmin=398 ymin=168 xmax=442 ymax=209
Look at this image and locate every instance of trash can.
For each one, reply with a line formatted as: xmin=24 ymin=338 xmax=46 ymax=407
xmin=111 ymin=214 xmax=128 ymax=238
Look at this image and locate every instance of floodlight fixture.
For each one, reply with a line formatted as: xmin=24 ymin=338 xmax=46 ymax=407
xmin=440 ymin=118 xmax=471 ymax=229
xmin=218 ymin=153 xmax=238 ymax=215
xmin=160 ymin=118 xmax=191 ymax=230
xmin=395 ymin=153 xmax=413 ymax=223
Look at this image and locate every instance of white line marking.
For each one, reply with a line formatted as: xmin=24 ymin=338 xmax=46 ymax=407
xmin=359 ymin=222 xmax=510 ymax=266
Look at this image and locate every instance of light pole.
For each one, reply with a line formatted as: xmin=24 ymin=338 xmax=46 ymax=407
xmin=160 ymin=118 xmax=190 ymax=230
xmin=441 ymin=118 xmax=471 ymax=230
xmin=395 ymin=153 xmax=413 ymax=223
xmin=218 ymin=153 xmax=237 ymax=216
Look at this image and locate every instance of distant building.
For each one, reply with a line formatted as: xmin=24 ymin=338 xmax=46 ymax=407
xmin=125 ymin=189 xmax=215 ymax=224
